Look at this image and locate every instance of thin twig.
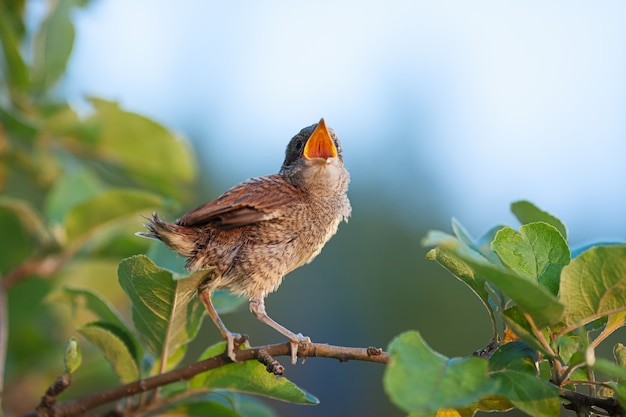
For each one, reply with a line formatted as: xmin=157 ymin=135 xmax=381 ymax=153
xmin=25 ymin=341 xmax=389 ymax=417
xmin=2 ymin=256 xmax=63 ymax=290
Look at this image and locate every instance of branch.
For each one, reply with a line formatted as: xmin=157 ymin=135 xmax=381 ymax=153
xmin=561 ymin=387 xmax=625 ymax=416
xmin=26 ymin=342 xmax=389 ymax=417
xmin=2 ymin=255 xmax=63 ymax=290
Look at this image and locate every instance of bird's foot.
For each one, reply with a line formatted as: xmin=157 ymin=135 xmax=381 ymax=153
xmin=224 ymin=332 xmax=248 ymax=362
xmin=289 ymin=333 xmax=311 ymax=365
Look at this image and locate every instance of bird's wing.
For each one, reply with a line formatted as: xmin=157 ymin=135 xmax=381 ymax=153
xmin=176 ymin=175 xmax=301 ymax=229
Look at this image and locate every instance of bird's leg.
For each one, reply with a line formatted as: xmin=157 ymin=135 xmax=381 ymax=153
xmin=198 ymin=288 xmax=243 ymax=362
xmin=249 ymin=297 xmax=310 ymax=365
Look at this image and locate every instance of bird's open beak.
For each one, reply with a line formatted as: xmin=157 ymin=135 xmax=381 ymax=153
xmin=304 ymin=118 xmax=337 ymax=161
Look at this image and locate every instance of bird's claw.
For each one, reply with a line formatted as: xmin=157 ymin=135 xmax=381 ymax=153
xmin=289 ymin=333 xmax=311 ymax=365
xmin=224 ymin=332 xmax=248 ymax=362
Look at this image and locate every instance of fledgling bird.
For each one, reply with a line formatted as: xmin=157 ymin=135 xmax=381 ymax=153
xmin=137 ymin=119 xmax=351 ymax=363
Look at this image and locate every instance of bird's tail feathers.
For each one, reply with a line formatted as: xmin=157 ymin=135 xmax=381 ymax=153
xmin=136 ymin=213 xmax=197 ymax=257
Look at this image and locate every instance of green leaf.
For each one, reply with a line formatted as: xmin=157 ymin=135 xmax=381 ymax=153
xmin=51 ymin=287 xmax=130 ymax=335
xmin=31 ymin=0 xmax=80 ymax=90
xmin=0 ymin=196 xmax=50 ymax=243
xmin=491 ymin=223 xmax=570 ymax=295
xmin=78 ymin=321 xmax=140 ymax=384
xmin=118 ymin=255 xmax=210 ymax=372
xmin=489 ymin=341 xmax=560 ymax=416
xmin=44 ymin=168 xmax=104 ymax=223
xmin=167 ymin=392 xmax=279 ymax=417
xmin=383 ymin=331 xmax=498 ymax=415
xmin=571 ymin=242 xmax=624 ymax=259
xmin=560 ymin=245 xmax=626 ymax=330
xmin=488 ymin=341 xmax=539 ymax=374
xmin=64 ymin=337 xmax=82 ymax=374
xmin=592 ymin=358 xmax=626 ymax=380
xmin=0 ymin=11 xmax=29 ymax=90
xmin=502 ymin=308 xmax=552 ymax=357
xmin=190 ymin=342 xmax=319 ymax=405
xmin=86 ymin=98 xmax=195 ymax=198
xmin=489 ymin=371 xmax=560 ymax=417
xmin=593 ymin=312 xmax=626 ymax=352
xmin=64 ymin=188 xmax=162 ymax=243
xmin=147 ymin=242 xmax=246 ymax=315
xmin=439 ymin=238 xmax=564 ymax=328
xmin=511 ymin=201 xmax=567 ymax=240
xmin=426 ymin=247 xmax=496 ymax=334
xmin=0 ymin=106 xmax=39 ymax=139
xmin=0 ymin=206 xmax=35 ymax=273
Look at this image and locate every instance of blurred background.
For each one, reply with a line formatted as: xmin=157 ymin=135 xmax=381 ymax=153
xmin=10 ymin=1 xmax=626 ymax=416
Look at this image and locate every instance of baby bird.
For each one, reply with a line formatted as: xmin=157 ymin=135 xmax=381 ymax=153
xmin=138 ymin=119 xmax=351 ymax=363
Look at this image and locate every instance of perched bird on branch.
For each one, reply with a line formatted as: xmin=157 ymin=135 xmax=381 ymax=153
xmin=137 ymin=119 xmax=351 ymax=363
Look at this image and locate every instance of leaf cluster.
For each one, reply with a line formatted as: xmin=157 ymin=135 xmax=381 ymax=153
xmin=0 ymin=1 xmax=196 ymax=279
xmin=384 ymin=201 xmax=626 ymax=417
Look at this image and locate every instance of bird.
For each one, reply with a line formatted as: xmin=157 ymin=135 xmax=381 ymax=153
xmin=137 ymin=119 xmax=351 ymax=364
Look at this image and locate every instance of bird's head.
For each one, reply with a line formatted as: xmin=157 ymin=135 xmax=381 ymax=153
xmin=280 ymin=119 xmax=349 ymax=193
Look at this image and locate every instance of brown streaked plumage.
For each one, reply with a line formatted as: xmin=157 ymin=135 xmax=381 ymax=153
xmin=137 ymin=119 xmax=351 ymax=363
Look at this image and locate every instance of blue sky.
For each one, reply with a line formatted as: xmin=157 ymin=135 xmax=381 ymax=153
xmin=65 ymin=1 xmax=626 ymax=244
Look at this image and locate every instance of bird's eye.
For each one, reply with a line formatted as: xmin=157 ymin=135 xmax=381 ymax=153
xmin=294 ymin=140 xmax=303 ymax=150
xmin=334 ymin=139 xmax=341 ymax=151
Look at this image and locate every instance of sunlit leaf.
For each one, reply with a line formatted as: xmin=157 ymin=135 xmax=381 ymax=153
xmin=560 ymin=245 xmax=626 ymax=330
xmin=426 ymin=247 xmax=495 ymax=333
xmin=51 ymin=287 xmax=129 ymax=334
xmin=0 ymin=196 xmax=49 ymax=241
xmin=434 ymin=395 xmax=514 ymax=417
xmin=510 ymin=201 xmax=567 ymax=240
xmin=31 ymin=0 xmax=80 ymax=90
xmin=571 ymin=241 xmax=624 ymax=259
xmin=86 ymin=98 xmax=195 ymax=198
xmin=0 ymin=11 xmax=29 ymax=90
xmin=78 ymin=321 xmax=140 ymax=383
xmin=190 ymin=342 xmax=319 ymax=405
xmin=442 ymin=239 xmax=563 ymax=328
xmin=44 ymin=168 xmax=104 ymax=223
xmin=384 ymin=331 xmax=498 ymax=415
xmin=491 ymin=223 xmax=570 ymax=295
xmin=502 ymin=308 xmax=551 ymax=357
xmin=64 ymin=188 xmax=162 ymax=244
xmin=593 ymin=313 xmax=626 ymax=352
xmin=437 ymin=409 xmax=463 ymax=417
xmin=118 ymin=255 xmax=210 ymax=372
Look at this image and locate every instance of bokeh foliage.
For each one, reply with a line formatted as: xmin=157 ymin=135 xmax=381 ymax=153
xmin=0 ymin=0 xmax=187 ymax=412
